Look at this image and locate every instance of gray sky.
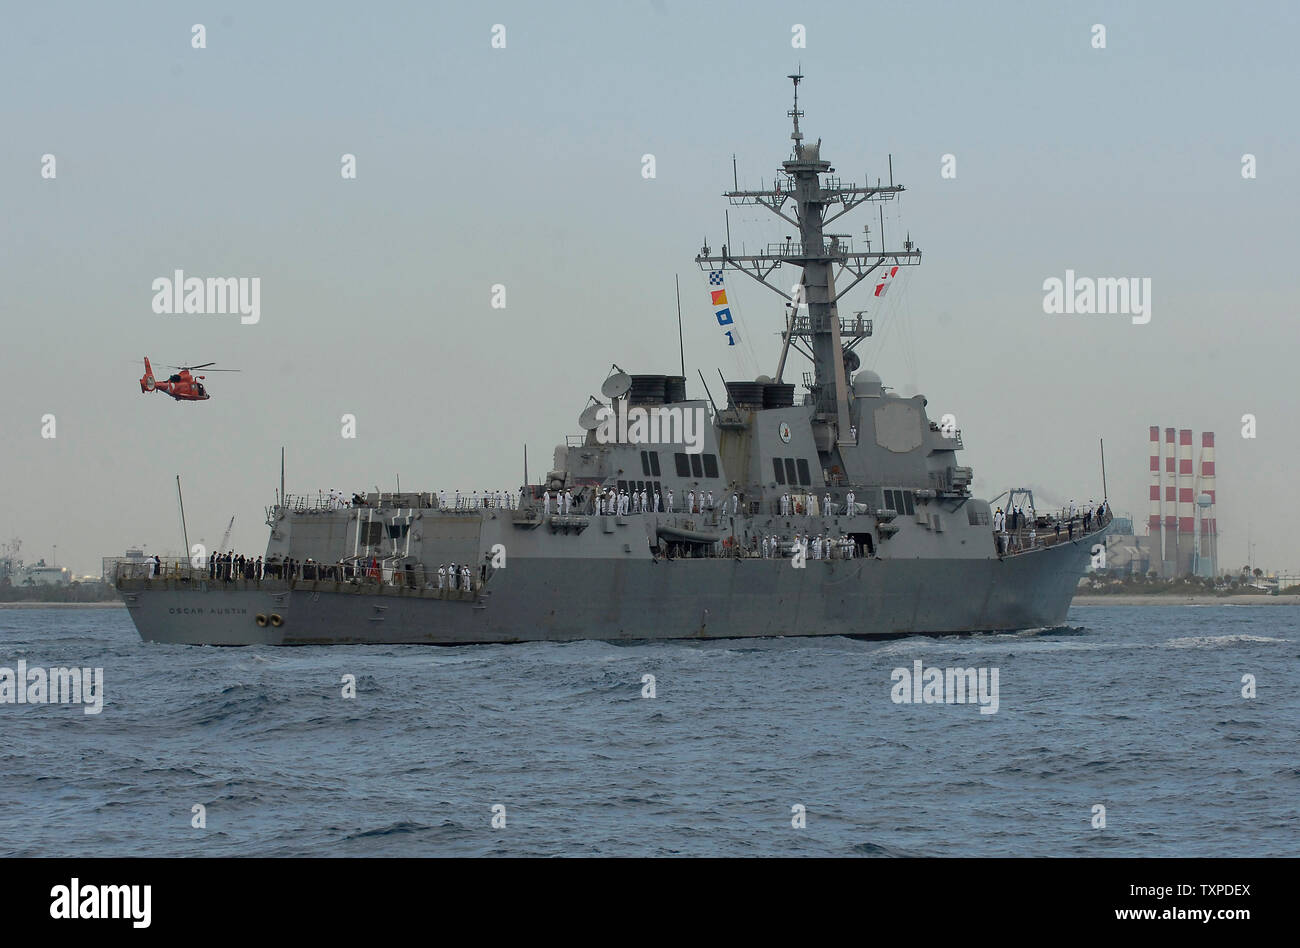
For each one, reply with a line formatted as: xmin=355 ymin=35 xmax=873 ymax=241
xmin=3 ymin=0 xmax=1297 ymax=577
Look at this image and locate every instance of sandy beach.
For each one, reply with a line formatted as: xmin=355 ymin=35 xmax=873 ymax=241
xmin=1073 ymin=594 xmax=1300 ymax=606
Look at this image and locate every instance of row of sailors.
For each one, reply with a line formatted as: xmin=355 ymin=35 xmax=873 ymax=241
xmin=764 ymin=534 xmax=860 ymax=560
xmin=993 ymin=500 xmax=1107 ymax=536
xmin=435 ymin=564 xmax=475 ymax=592
xmin=570 ymin=488 xmax=743 ymax=516
xmin=448 ymin=490 xmax=517 ymax=510
xmin=777 ymin=492 xmax=858 ymax=518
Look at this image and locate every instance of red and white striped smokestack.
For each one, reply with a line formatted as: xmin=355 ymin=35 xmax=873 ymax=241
xmin=1200 ymin=431 xmax=1216 ymax=543
xmin=1178 ymin=428 xmax=1194 ymax=572
xmin=1149 ymin=426 xmax=1162 ymax=555
xmin=1164 ymin=428 xmax=1177 ymax=553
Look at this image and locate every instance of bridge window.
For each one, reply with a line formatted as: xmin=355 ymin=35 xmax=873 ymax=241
xmin=649 ymin=452 xmax=661 ymax=476
xmin=640 ymin=451 xmax=651 ymax=476
xmin=796 ymin=459 xmax=812 ymax=486
xmin=784 ymin=458 xmax=797 ymax=485
xmin=690 ymin=454 xmax=703 ymax=478
xmin=773 ymin=458 xmax=786 ymax=485
xmin=674 ymin=453 xmax=690 ymax=477
xmin=703 ymin=454 xmax=719 ymax=478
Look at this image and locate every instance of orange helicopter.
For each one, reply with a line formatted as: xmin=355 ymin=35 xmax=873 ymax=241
xmin=138 ymin=357 xmax=238 ymax=402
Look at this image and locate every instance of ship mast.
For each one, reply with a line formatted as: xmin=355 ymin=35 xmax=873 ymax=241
xmin=695 ymin=72 xmax=921 ymax=473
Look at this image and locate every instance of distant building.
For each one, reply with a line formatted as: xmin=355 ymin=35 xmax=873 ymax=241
xmin=1102 ymin=517 xmax=1152 ymax=575
xmin=17 ymin=560 xmax=71 ymax=586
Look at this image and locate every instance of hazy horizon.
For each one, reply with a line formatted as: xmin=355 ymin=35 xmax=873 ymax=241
xmin=3 ymin=1 xmax=1298 ymax=577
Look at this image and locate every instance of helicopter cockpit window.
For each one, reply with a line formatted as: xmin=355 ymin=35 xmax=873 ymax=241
xmin=168 ymin=374 xmax=181 ymax=382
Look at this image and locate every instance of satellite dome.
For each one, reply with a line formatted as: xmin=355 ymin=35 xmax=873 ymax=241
xmin=852 ymin=370 xmax=883 ymax=397
xmin=755 ymin=374 xmax=774 ymax=384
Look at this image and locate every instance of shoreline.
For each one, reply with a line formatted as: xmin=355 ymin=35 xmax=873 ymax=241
xmin=1073 ymin=594 xmax=1300 ymax=606
xmin=0 ymin=601 xmax=125 ymax=609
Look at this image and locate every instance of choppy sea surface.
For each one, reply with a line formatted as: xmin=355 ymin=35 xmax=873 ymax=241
xmin=1 ymin=605 xmax=1295 ymax=857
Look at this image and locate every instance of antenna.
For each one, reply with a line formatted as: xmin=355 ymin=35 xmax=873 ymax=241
xmin=787 ymin=69 xmax=804 ymax=143
xmin=176 ymin=475 xmax=191 ymax=567
xmin=523 ymin=444 xmax=528 ymax=488
xmin=732 ymin=154 xmax=738 ymax=191
xmin=697 ymin=370 xmax=721 ymax=417
xmin=1100 ymin=438 xmax=1108 ymax=503
xmin=675 ymin=275 xmax=686 ymax=378
xmin=280 ymin=447 xmax=285 ymax=509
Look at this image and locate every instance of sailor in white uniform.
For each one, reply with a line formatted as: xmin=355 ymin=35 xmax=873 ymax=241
xmin=846 ymin=490 xmax=855 ymax=518
xmin=654 ymin=490 xmax=661 ymax=513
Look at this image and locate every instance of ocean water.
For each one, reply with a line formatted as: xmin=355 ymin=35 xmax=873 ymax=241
xmin=1 ymin=605 xmax=1295 ymax=857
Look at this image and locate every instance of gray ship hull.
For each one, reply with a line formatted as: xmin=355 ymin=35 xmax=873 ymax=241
xmin=119 ymin=536 xmax=1097 ymax=646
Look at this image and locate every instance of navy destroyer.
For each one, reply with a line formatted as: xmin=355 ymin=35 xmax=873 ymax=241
xmin=112 ymin=75 xmax=1111 ymax=645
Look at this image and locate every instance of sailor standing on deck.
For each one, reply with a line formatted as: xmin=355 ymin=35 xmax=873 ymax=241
xmin=731 ymin=492 xmax=739 ymax=514
xmin=438 ymin=564 xmax=446 ymax=590
xmin=639 ymin=488 xmax=648 ymax=514
xmin=543 ymin=490 xmax=552 ymax=516
xmin=666 ymin=489 xmax=674 ymax=513
xmin=654 ymin=489 xmax=661 ymax=513
xmin=461 ymin=565 xmax=471 ymax=592
xmin=824 ymin=492 xmax=832 ymax=516
xmin=706 ymin=490 xmax=714 ymax=511
xmin=687 ymin=489 xmax=695 ymax=514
